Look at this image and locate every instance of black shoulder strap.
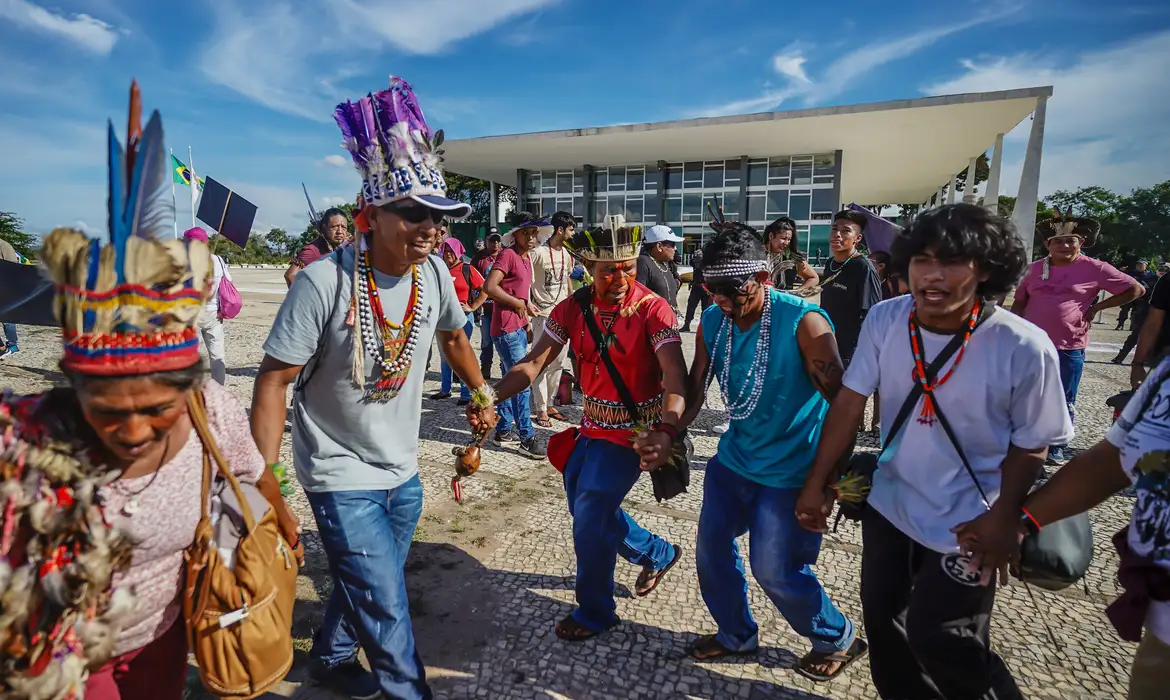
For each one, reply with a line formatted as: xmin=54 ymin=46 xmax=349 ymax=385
xmin=878 ymin=303 xmax=997 ymax=458
xmin=576 ymin=290 xmax=643 ymax=422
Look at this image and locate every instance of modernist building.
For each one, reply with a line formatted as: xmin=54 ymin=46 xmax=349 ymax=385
xmin=444 ymin=87 xmax=1052 ymax=256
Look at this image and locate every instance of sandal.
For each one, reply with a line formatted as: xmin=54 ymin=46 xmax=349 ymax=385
xmin=687 ymin=634 xmax=757 ymax=661
xmin=635 ymin=544 xmax=682 ymax=597
xmin=547 ymin=408 xmax=567 ymax=422
xmin=794 ymin=637 xmax=869 ymax=683
xmin=534 ymin=416 xmax=553 ymax=428
xmin=555 ymin=615 xmax=618 ymax=642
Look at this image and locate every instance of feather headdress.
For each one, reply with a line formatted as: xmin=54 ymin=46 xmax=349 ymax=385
xmin=333 ymin=77 xmax=471 ymax=218
xmin=1037 ymin=206 xmax=1101 ymax=247
xmin=564 ymin=215 xmax=643 ymax=263
xmin=42 ymin=81 xmax=212 ymax=376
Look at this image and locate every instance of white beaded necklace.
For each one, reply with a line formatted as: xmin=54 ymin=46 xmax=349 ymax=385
xmin=356 ymin=243 xmax=425 ymax=377
xmin=715 ymin=288 xmax=773 ymax=421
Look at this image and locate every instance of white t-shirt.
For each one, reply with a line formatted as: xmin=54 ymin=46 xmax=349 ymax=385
xmin=1106 ymin=357 xmax=1170 ymax=644
xmin=529 ymin=244 xmax=573 ymax=315
xmin=843 ymin=295 xmax=1074 ymax=553
xmin=204 ymin=255 xmax=229 ymax=317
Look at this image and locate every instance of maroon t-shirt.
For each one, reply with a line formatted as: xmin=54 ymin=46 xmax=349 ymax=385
xmin=293 ymin=236 xmax=335 ymax=268
xmin=490 ymin=247 xmax=533 ymax=337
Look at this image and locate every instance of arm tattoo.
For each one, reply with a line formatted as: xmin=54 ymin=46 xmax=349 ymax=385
xmin=810 ymin=358 xmax=844 ymax=400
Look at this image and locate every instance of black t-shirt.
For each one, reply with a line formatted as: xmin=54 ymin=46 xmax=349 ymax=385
xmin=820 ymin=255 xmax=882 ymax=360
xmin=637 ymin=252 xmax=679 ymax=309
xmin=1148 ymin=275 xmax=1170 ymax=358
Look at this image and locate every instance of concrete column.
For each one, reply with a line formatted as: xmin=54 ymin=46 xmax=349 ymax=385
xmin=656 ymin=160 xmax=668 ymax=224
xmin=947 ymin=175 xmax=958 ymax=204
xmin=963 ymin=156 xmax=979 ymax=203
xmin=831 ymin=148 xmax=844 ymax=211
xmin=984 ymin=132 xmax=1004 ymax=214
xmin=489 ymin=181 xmax=498 ymax=224
xmin=738 ymin=155 xmax=749 ymax=219
xmin=1012 ymin=96 xmax=1048 ymax=255
xmin=583 ymin=165 xmax=595 ymax=226
xmin=515 ymin=169 xmax=526 ymax=216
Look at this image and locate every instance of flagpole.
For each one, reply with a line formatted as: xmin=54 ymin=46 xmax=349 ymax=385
xmin=188 ymin=145 xmax=197 ymax=229
xmin=170 ymin=148 xmax=179 ymax=238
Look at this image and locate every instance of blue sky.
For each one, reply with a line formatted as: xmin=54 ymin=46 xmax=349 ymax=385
xmin=1 ymin=0 xmax=1167 ymax=236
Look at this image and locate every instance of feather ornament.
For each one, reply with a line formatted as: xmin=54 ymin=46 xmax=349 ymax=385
xmin=303 ymin=183 xmax=321 ymax=228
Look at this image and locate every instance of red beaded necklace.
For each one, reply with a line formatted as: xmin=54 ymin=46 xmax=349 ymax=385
xmin=908 ymin=300 xmax=981 ymax=426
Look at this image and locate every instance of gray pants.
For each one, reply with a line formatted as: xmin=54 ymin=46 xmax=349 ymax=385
xmin=198 ymin=311 xmax=227 ymax=385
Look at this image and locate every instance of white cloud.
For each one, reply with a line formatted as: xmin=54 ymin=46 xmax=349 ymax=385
xmin=692 ymin=5 xmax=1021 ymax=117
xmin=320 ymin=196 xmax=349 ymax=206
xmin=0 ymin=0 xmax=120 ymax=55
xmin=318 ymin=154 xmax=349 ymax=168
xmin=200 ymin=0 xmax=557 ymax=121
xmin=922 ymin=30 xmax=1170 ymax=198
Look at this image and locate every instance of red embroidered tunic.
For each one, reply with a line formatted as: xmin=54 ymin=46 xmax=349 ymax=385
xmin=543 ymin=283 xmax=681 ymax=447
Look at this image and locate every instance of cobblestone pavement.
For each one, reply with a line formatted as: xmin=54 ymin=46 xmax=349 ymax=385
xmin=0 ymin=282 xmax=1142 ymax=699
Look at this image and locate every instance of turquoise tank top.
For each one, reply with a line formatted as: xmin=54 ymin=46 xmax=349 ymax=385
xmin=701 ymin=289 xmax=831 ymax=488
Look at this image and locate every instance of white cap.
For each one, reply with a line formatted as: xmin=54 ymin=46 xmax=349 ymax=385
xmin=645 ymin=225 xmax=685 ymax=244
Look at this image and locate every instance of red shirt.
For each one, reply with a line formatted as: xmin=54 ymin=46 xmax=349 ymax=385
xmin=446 ymin=262 xmax=484 ymax=306
xmin=293 ymin=236 xmax=335 ymax=268
xmin=544 ymin=283 xmax=681 ymax=447
xmin=490 ymin=248 xmax=533 ymax=337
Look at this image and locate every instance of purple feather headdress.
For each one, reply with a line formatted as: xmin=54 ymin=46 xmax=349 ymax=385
xmin=333 ymin=76 xmax=450 ymax=208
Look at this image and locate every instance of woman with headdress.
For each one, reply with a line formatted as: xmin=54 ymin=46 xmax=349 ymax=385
xmin=0 ymin=83 xmax=300 ymax=700
xmin=1011 ymin=210 xmax=1144 ymax=465
xmin=474 ymin=223 xmax=685 ymax=642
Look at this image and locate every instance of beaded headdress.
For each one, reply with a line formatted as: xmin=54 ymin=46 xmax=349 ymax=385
xmin=43 ymin=82 xmax=212 ymax=377
xmin=564 ymin=215 xmax=643 ymax=262
xmin=1036 ymin=207 xmax=1100 ymax=247
xmin=702 ymin=204 xmax=768 ymax=281
xmin=333 ymin=76 xmax=471 ymax=219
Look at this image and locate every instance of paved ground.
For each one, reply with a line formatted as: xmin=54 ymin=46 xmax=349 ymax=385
xmin=0 ymin=268 xmax=1143 ymax=699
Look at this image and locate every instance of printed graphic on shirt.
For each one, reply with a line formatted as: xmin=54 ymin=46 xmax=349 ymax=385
xmin=940 ymin=553 xmax=982 ymax=587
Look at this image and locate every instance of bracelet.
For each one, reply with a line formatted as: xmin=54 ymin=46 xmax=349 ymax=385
xmin=1021 ymin=507 xmax=1042 ymax=532
xmin=469 ymin=384 xmax=497 ymax=409
xmin=654 ymin=422 xmax=680 ymax=440
xmin=828 ymin=482 xmax=841 ymax=499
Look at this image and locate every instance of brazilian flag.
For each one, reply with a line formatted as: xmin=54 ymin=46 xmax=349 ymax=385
xmin=171 ymin=154 xmax=204 ymax=188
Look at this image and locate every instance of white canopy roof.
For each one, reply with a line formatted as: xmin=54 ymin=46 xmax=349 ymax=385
xmin=443 ymin=87 xmax=1051 ymax=205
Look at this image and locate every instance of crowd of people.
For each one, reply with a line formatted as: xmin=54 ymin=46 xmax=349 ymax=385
xmin=3 ymin=76 xmax=1170 ymax=700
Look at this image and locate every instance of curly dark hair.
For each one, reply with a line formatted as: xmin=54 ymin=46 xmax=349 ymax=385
xmin=890 ymin=203 xmax=1027 ymax=299
xmin=702 ymin=221 xmax=766 ymax=267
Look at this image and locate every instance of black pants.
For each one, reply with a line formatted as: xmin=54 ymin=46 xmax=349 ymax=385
xmin=1118 ymin=304 xmax=1150 ymax=361
xmin=860 ymin=509 xmax=1022 ymax=700
xmin=683 ymin=284 xmax=709 ymax=328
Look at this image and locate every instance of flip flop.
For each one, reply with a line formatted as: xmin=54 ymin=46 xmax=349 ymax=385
xmin=547 ymin=408 xmax=567 ymax=421
xmin=555 ymin=615 xmax=618 ymax=642
xmin=794 ymin=637 xmax=869 ymax=683
xmin=687 ymin=634 xmax=757 ymax=661
xmin=635 ymin=544 xmax=682 ymax=597
xmin=534 ymin=417 xmax=553 ymax=428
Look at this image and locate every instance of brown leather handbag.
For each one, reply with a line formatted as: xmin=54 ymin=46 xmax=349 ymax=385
xmin=183 ymin=391 xmax=297 ymax=699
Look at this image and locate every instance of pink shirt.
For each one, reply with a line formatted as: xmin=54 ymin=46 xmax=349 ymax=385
xmin=100 ymin=381 xmax=265 ymax=655
xmin=1015 ymin=256 xmax=1136 ymax=350
xmin=490 ymin=247 xmax=534 ymax=337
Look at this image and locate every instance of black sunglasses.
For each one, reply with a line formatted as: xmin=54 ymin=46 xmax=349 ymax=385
xmin=380 ymin=202 xmax=445 ymax=225
xmin=703 ymin=278 xmax=757 ymax=299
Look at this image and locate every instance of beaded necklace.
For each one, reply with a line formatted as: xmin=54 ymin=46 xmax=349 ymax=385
xmin=825 ymin=252 xmax=856 ymax=275
xmin=715 ymin=287 xmax=773 ymax=421
xmin=356 ymin=248 xmax=425 ymax=402
xmin=908 ymin=299 xmax=981 ymax=426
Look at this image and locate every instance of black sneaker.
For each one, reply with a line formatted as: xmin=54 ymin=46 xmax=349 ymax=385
xmin=494 ymin=431 xmax=518 ymax=444
xmin=308 ymin=657 xmax=380 ymax=700
xmin=519 ymin=436 xmax=546 ymax=460
xmin=428 ymin=391 xmax=452 ymax=400
xmin=457 ymin=398 xmax=471 ymax=407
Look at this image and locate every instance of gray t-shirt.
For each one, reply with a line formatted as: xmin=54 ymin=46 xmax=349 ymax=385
xmin=843 ymin=295 xmax=1073 ymax=553
xmin=263 ymin=248 xmax=465 ymax=493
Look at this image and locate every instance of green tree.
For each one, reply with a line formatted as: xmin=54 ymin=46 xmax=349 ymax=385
xmin=0 ymin=212 xmax=38 ymax=259
xmin=264 ymin=227 xmax=294 ymax=258
xmin=444 ymin=173 xmax=516 ymax=223
xmin=1115 ymin=181 xmax=1170 ymax=261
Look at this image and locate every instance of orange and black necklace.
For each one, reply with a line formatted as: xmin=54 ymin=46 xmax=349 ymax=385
xmin=908 ymin=300 xmax=981 ymax=426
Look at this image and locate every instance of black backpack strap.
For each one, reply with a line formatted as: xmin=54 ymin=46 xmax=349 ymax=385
xmin=576 ymin=290 xmax=643 ymax=422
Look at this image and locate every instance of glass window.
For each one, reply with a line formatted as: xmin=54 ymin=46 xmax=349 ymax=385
xmin=594 ymin=196 xmax=608 ymax=220
xmin=543 ymin=196 xmax=556 ymax=215
xmin=608 ymin=195 xmax=626 ymax=219
xmin=526 ymin=197 xmax=541 ymax=216
xmin=555 ymin=197 xmax=573 ymax=216
xmin=525 ymin=173 xmax=540 ymax=195
xmin=747 ymin=161 xmax=767 ymax=187
xmin=747 ymin=193 xmax=765 ymax=222
xmin=812 ymin=188 xmax=837 ymax=214
xmin=724 ymin=159 xmax=743 ymax=184
xmin=592 ymin=168 xmax=607 ymax=193
xmin=769 ymin=157 xmax=790 ymax=184
xmin=665 ymin=195 xmax=682 ymax=222
xmin=723 ymin=191 xmax=741 ymax=217
xmin=626 ymin=167 xmax=645 ymax=192
xmin=665 ymin=167 xmax=682 ymax=191
xmin=626 ymin=196 xmax=644 ymax=222
xmin=814 ymin=153 xmax=835 ymax=176
xmin=684 ymin=161 xmax=703 ymax=189
xmin=809 ymin=224 xmax=831 ymax=257
xmin=542 ymin=170 xmax=557 ymax=193
xmin=557 ymin=172 xmax=573 ymax=194
xmin=609 ymin=166 xmax=626 ymax=192
xmin=701 ymin=193 xmax=723 ymax=221
xmin=574 ymin=170 xmax=585 ymax=193
xmin=574 ymin=196 xmax=585 ymax=218
xmin=683 ymin=193 xmax=703 ymax=220
xmin=644 ymin=193 xmax=660 ymax=222
xmin=791 ymin=160 xmax=813 ymax=186
xmin=703 ymin=164 xmax=724 ymax=189
xmin=790 ymin=193 xmax=811 ymax=221
xmin=645 ymin=168 xmax=660 ymax=190
xmin=766 ymin=189 xmax=789 ymax=217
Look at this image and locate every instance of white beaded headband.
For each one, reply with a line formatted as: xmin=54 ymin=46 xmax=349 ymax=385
xmin=703 ymin=260 xmax=768 ymax=280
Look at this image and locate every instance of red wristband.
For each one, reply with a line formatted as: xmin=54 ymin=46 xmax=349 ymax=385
xmin=654 ymin=423 xmax=680 ymax=440
xmin=1021 ymin=507 xmax=1042 ymax=532
xmin=828 ymin=482 xmax=840 ymax=499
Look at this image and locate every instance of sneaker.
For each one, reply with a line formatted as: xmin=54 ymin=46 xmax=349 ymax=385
xmin=494 ymin=431 xmax=518 ymax=444
xmin=308 ymin=657 xmax=380 ymax=700
xmin=0 ymin=345 xmax=16 ymax=359
xmin=428 ymin=391 xmax=452 ymax=400
xmin=519 ymin=436 xmax=546 ymax=460
xmin=456 ymin=398 xmax=471 ymax=407
xmin=1046 ymin=447 xmax=1067 ymax=466
xmin=681 ymin=325 xmax=691 ymax=333
xmin=712 ymin=422 xmax=730 ymax=435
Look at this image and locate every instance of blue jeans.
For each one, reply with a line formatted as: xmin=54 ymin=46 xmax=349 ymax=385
xmin=563 ymin=436 xmax=676 ymax=631
xmin=307 ymin=476 xmax=431 ymax=700
xmin=2 ymin=323 xmax=16 ymax=348
xmin=697 ymin=456 xmax=853 ymax=654
xmin=440 ymin=312 xmax=475 ymax=399
xmin=493 ymin=328 xmax=535 ymax=440
xmin=479 ymin=309 xmax=495 ymax=375
xmin=1053 ymin=348 xmax=1084 ymax=448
